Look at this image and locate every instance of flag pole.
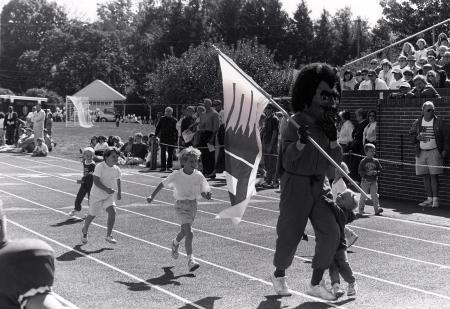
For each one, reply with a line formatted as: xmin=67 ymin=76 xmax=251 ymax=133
xmin=213 ymin=45 xmax=370 ymax=200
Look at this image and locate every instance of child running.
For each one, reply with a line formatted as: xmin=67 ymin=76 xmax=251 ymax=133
xmin=327 ymin=189 xmax=358 ymax=298
xmin=81 ymin=147 xmax=121 ymax=244
xmin=147 ymin=146 xmax=211 ymax=272
xmin=69 ymin=147 xmax=96 ymax=217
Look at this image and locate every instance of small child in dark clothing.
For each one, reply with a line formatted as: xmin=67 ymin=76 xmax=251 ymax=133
xmin=358 ymin=143 xmax=383 ymax=215
xmin=69 ymin=147 xmax=96 ymax=217
xmin=327 ymin=189 xmax=358 ymax=298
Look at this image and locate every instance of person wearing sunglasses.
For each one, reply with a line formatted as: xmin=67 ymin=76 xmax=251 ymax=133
xmin=358 ymin=70 xmax=389 ymax=91
xmin=408 ymin=102 xmax=449 ymax=208
xmin=405 ymin=75 xmax=441 ymax=98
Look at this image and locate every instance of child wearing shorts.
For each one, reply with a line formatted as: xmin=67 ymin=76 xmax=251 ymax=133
xmin=69 ymin=147 xmax=96 ymax=217
xmin=147 ymin=146 xmax=211 ymax=271
xmin=358 ymin=143 xmax=383 ymax=215
xmin=327 ymin=189 xmax=358 ymax=298
xmin=81 ymin=147 xmax=121 ymax=244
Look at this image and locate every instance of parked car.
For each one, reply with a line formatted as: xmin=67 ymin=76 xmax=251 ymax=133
xmin=93 ymin=108 xmax=116 ymax=122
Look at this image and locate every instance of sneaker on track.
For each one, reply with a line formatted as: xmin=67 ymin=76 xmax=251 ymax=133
xmin=188 ymin=259 xmax=200 ymax=272
xmin=347 ymin=282 xmax=357 ymax=296
xmin=269 ymin=273 xmax=291 ymax=296
xmin=418 ymin=198 xmax=432 ymax=207
xmin=332 ymin=283 xmax=345 ymax=298
xmin=306 ymin=282 xmax=336 ymax=301
xmin=105 ymin=235 xmax=117 ymax=244
xmin=69 ymin=210 xmax=79 ymax=217
xmin=81 ymin=232 xmax=88 ymax=244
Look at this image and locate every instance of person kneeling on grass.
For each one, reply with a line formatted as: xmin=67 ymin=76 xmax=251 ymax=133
xmin=81 ymin=147 xmax=122 ymax=244
xmin=31 ymin=137 xmax=49 ymax=157
xmin=147 ymin=146 xmax=211 ymax=272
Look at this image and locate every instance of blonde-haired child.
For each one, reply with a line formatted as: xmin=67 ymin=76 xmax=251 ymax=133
xmin=147 ymin=146 xmax=211 ymax=271
xmin=69 ymin=147 xmax=96 ymax=217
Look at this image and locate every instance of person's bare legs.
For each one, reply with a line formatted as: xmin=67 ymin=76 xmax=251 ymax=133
xmin=106 ymin=206 xmax=116 ymax=237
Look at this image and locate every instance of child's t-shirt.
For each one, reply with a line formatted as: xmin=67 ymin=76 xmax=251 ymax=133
xmin=90 ymin=162 xmax=121 ymax=200
xmin=33 ymin=143 xmax=48 ymax=154
xmin=358 ymin=157 xmax=382 ymax=182
xmin=163 ymin=169 xmax=210 ymax=200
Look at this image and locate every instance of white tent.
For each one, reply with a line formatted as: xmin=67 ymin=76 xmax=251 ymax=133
xmin=73 ymin=79 xmax=126 ymax=106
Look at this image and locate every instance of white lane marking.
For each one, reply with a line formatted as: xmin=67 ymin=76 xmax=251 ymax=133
xmin=1 ymin=171 xmax=450 ymax=301
xmin=7 ymin=156 xmax=450 ymax=240
xmin=0 ymin=188 xmax=345 ymax=307
xmin=5 ymin=218 xmax=206 ymax=309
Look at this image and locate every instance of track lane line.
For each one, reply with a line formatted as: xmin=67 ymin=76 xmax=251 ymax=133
xmin=0 ymin=187 xmax=348 ymax=308
xmin=1 ymin=168 xmax=450 ymax=301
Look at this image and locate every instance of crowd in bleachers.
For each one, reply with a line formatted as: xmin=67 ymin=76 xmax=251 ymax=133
xmin=342 ymin=34 xmax=450 ymax=98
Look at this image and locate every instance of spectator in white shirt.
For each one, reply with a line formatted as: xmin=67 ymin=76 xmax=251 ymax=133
xmin=358 ymin=70 xmax=389 ymax=90
xmin=31 ymin=137 xmax=48 ymax=157
xmin=337 ymin=110 xmax=354 ymax=167
xmin=363 ymin=111 xmax=377 ymax=147
xmin=389 ymin=68 xmax=405 ymax=89
xmin=415 ymin=38 xmax=428 ymax=63
xmin=378 ymin=59 xmax=394 ymax=86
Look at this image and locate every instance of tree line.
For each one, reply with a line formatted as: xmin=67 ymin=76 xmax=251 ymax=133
xmin=0 ymin=0 xmax=448 ymax=106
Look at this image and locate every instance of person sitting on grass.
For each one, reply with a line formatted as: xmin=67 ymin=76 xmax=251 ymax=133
xmin=93 ymin=136 xmax=108 ymax=162
xmin=327 ymin=189 xmax=358 ymax=298
xmin=81 ymin=147 xmax=122 ymax=245
xmin=147 ymin=146 xmax=211 ymax=272
xmin=124 ymin=133 xmax=148 ymax=165
xmin=120 ymin=136 xmax=134 ymax=157
xmin=31 ymin=137 xmax=48 ymax=157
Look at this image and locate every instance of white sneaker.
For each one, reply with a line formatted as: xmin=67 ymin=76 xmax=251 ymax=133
xmin=307 ymin=282 xmax=336 ymax=301
xmin=432 ymin=198 xmax=439 ymax=208
xmin=188 ymin=259 xmax=200 ymax=272
xmin=171 ymin=240 xmax=179 ymax=259
xmin=347 ymin=282 xmax=357 ymax=296
xmin=105 ymin=235 xmax=117 ymax=244
xmin=81 ymin=232 xmax=88 ymax=244
xmin=418 ymin=198 xmax=432 ymax=207
xmin=332 ymin=283 xmax=345 ymax=298
xmin=69 ymin=210 xmax=79 ymax=217
xmin=269 ymin=273 xmax=291 ymax=296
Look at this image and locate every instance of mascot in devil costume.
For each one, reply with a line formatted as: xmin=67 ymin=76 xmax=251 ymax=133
xmin=270 ymin=63 xmax=343 ymax=301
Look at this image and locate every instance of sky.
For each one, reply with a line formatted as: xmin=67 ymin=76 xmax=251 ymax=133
xmin=0 ymin=0 xmax=384 ymax=26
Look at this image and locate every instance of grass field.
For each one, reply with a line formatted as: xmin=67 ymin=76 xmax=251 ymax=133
xmin=1 ymin=122 xmax=450 ymax=308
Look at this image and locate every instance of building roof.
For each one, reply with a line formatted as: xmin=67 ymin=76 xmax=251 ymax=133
xmin=0 ymin=95 xmax=48 ymax=102
xmin=73 ymin=79 xmax=126 ymax=101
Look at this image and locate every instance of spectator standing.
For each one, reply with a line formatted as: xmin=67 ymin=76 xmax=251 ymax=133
xmin=408 ymin=101 xmax=449 ymax=208
xmin=405 ymin=75 xmax=441 ymax=99
xmin=349 ymin=108 xmax=368 ymax=182
xmin=45 ymin=113 xmax=53 ymax=138
xmin=32 ymin=103 xmax=46 ymax=147
xmin=0 ymin=113 xmax=4 ymax=146
xmin=26 ymin=106 xmax=36 ymax=128
xmin=155 ymin=106 xmax=178 ymax=172
xmin=261 ymin=105 xmax=279 ymax=188
xmin=180 ymin=106 xmax=196 ymax=147
xmin=337 ymin=110 xmax=354 ymax=166
xmin=197 ymin=99 xmax=220 ymax=178
xmin=369 ymin=59 xmax=381 ymax=75
xmin=3 ymin=106 xmax=18 ymax=145
xmin=358 ymin=70 xmax=389 ymax=90
xmin=363 ymin=110 xmax=377 ymax=147
xmin=213 ymin=99 xmax=225 ymax=174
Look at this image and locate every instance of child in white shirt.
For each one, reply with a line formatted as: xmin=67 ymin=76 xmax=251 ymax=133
xmin=147 ymin=147 xmax=211 ymax=272
xmin=31 ymin=137 xmax=48 ymax=157
xmin=81 ymin=147 xmax=121 ymax=244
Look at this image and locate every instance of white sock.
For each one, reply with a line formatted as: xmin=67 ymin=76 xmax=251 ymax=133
xmin=173 ymin=239 xmax=179 ymax=245
xmin=427 ymin=197 xmax=433 ymax=201
xmin=432 ymin=197 xmax=439 ymax=201
xmin=187 ymin=254 xmax=192 ymax=260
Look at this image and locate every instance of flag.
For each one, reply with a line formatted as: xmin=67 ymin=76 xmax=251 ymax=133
xmin=215 ymin=49 xmax=269 ymax=224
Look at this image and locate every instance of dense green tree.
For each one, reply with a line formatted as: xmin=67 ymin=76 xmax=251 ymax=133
xmin=0 ymin=0 xmax=67 ymax=90
xmin=312 ymin=10 xmax=334 ymax=63
xmin=25 ymin=88 xmax=63 ymax=104
xmin=289 ymin=0 xmax=314 ymax=65
xmin=331 ymin=7 xmax=354 ymax=65
xmin=211 ymin=0 xmax=244 ymax=44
